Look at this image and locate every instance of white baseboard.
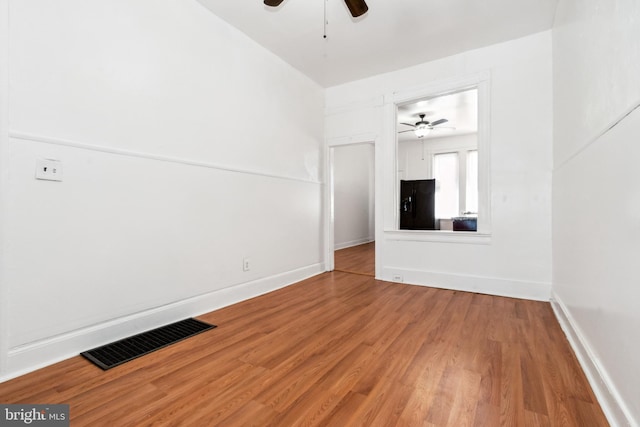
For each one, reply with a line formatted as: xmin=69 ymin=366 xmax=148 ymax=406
xmin=334 ymin=237 xmax=374 ymax=251
xmin=381 ymin=267 xmax=551 ymax=301
xmin=1 ymin=263 xmax=324 ymax=383
xmin=550 ymin=292 xmax=635 ymax=427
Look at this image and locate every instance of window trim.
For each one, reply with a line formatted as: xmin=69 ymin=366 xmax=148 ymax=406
xmin=384 ymin=71 xmax=492 ymax=242
xmin=430 ymin=145 xmax=478 ymax=219
xmin=465 ymin=149 xmax=479 ymax=215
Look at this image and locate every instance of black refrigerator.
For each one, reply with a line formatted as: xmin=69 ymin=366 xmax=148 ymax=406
xmin=400 ymin=179 xmax=436 ymax=230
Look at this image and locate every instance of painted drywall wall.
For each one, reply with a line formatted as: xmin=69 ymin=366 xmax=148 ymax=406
xmin=0 ymin=0 xmax=10 ymax=379
xmin=333 ymin=144 xmax=374 ymax=249
xmin=553 ymin=0 xmax=640 ymax=166
xmin=398 ymin=134 xmax=477 ymax=181
xmin=326 ymin=31 xmax=553 ymax=300
xmin=552 ymin=0 xmax=640 ymax=424
xmin=1 ymin=0 xmax=324 ymax=379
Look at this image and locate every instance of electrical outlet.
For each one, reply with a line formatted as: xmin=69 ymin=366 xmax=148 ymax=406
xmin=35 ymin=158 xmax=63 ymax=181
xmin=393 ymin=275 xmax=404 ymax=283
xmin=243 ymin=257 xmax=251 ymax=272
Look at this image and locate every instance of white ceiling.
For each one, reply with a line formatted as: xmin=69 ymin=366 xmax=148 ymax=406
xmin=196 ymin=0 xmax=558 ymax=87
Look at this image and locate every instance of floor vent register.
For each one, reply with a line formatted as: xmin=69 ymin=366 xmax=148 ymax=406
xmin=81 ymin=318 xmax=216 ymax=370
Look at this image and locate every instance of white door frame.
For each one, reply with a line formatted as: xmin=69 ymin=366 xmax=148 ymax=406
xmin=324 ymin=135 xmax=377 ymax=273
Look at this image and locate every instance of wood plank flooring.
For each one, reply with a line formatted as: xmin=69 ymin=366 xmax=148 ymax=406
xmin=334 ymin=242 xmax=375 ymax=276
xmin=0 ymin=272 xmax=608 ymax=426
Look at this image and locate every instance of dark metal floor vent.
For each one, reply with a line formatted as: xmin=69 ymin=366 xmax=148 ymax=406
xmin=81 ymin=318 xmax=216 ymax=370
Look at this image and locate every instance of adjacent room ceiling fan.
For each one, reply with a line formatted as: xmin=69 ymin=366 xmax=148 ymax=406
xmin=264 ymin=0 xmax=369 ymax=18
xmin=399 ymin=114 xmax=452 ymax=138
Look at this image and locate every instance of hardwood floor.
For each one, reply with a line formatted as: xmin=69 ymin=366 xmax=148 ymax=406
xmin=334 ymin=242 xmax=375 ymax=276
xmin=0 ymin=272 xmax=608 ymax=426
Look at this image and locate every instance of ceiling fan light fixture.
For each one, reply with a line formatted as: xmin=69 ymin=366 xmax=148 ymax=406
xmin=414 ymin=125 xmax=431 ymax=138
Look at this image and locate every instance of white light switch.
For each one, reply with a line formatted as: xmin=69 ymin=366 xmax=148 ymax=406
xmin=35 ymin=158 xmax=63 ymax=181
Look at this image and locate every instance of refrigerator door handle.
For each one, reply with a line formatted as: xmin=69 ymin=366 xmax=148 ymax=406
xmin=401 ymin=195 xmax=412 ymax=213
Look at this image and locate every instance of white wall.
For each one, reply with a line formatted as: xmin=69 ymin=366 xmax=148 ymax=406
xmin=398 ymin=133 xmax=477 ymax=181
xmin=0 ymin=0 xmax=10 ymax=380
xmin=326 ymin=31 xmax=553 ymax=301
xmin=0 ymin=0 xmax=324 ymax=380
xmin=333 ymin=143 xmax=374 ymax=249
xmin=552 ymin=0 xmax=640 ymax=425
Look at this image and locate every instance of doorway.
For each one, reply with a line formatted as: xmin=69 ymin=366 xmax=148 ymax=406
xmin=327 ymin=142 xmax=375 ymax=276
xmin=334 ymin=241 xmax=375 ymax=276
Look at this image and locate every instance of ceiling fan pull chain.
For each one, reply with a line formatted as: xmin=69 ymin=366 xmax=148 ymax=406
xmin=323 ymin=0 xmax=329 ymax=39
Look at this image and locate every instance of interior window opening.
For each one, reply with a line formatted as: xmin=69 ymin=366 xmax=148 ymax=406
xmin=397 ymin=87 xmax=479 ymax=232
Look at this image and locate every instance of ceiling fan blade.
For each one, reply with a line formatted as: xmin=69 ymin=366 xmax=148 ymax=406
xmin=400 ymin=123 xmax=416 ymax=128
xmin=344 ymin=0 xmax=368 ymax=17
xmin=430 ymin=118 xmax=448 ymax=126
xmin=398 ymin=129 xmax=415 ymax=134
xmin=431 ymin=126 xmax=456 ymax=130
xmin=264 ymin=0 xmax=284 ymax=6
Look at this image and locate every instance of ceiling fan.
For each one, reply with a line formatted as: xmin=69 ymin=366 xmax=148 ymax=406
xmin=399 ymin=114 xmax=452 ymax=138
xmin=264 ymin=0 xmax=369 ymax=18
